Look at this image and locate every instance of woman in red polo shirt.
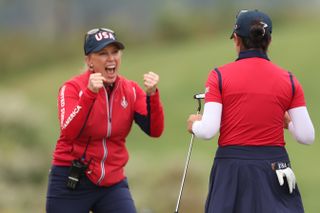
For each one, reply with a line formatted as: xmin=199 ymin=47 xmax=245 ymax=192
xmin=187 ymin=10 xmax=314 ymax=213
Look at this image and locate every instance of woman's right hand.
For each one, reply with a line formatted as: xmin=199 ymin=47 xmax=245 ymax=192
xmin=88 ymin=73 xmax=106 ymax=93
xmin=187 ymin=114 xmax=202 ymax=133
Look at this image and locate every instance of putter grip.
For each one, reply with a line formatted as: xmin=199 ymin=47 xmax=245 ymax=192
xmin=194 ymin=93 xmax=205 ymax=99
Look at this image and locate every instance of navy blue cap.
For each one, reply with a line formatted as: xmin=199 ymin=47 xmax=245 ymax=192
xmin=230 ymin=10 xmax=272 ymax=39
xmin=84 ymin=28 xmax=125 ymax=55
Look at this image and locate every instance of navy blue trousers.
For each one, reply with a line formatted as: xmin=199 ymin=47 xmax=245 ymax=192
xmin=205 ymin=146 xmax=304 ymax=213
xmin=46 ymin=166 xmax=136 ymax=213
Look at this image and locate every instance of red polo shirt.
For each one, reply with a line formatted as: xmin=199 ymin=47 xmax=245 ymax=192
xmin=205 ymin=50 xmax=306 ymax=147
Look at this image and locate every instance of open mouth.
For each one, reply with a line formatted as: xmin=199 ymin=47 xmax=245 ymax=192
xmin=105 ymin=65 xmax=116 ymax=73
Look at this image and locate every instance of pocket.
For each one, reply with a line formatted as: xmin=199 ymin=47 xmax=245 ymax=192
xmin=47 ymin=166 xmax=70 ymax=198
xmin=268 ymin=163 xmax=295 ymax=198
xmin=49 ymin=166 xmax=69 ymax=178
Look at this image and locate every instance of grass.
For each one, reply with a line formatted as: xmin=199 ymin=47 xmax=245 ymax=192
xmin=0 ymin=19 xmax=319 ymax=212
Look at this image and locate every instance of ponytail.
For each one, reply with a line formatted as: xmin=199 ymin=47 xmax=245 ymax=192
xmin=240 ymin=20 xmax=271 ymax=52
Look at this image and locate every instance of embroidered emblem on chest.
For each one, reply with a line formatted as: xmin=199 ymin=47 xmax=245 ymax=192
xmin=121 ymin=96 xmax=128 ymax=109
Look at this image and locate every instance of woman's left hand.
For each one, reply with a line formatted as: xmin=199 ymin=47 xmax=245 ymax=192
xmin=144 ymin=71 xmax=159 ymax=96
xmin=283 ymin=111 xmax=291 ymax=129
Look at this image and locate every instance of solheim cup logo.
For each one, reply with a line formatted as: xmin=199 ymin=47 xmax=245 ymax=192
xmin=121 ymin=96 xmax=128 ymax=109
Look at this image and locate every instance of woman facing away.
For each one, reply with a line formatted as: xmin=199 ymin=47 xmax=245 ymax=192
xmin=187 ymin=10 xmax=315 ymax=213
xmin=46 ymin=28 xmax=164 ymax=213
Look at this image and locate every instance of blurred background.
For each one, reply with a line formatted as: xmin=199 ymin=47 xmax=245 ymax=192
xmin=0 ymin=0 xmax=319 ymax=212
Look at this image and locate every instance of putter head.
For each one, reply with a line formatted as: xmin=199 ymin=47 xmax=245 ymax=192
xmin=193 ymin=93 xmax=205 ymax=100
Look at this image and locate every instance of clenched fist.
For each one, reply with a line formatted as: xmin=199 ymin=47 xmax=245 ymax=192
xmin=143 ymin=71 xmax=159 ymax=96
xmin=88 ymin=73 xmax=106 ymax=93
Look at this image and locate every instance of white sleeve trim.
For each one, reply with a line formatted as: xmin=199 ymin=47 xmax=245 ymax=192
xmin=288 ymin=106 xmax=315 ymax=145
xmin=192 ymin=102 xmax=222 ymax=140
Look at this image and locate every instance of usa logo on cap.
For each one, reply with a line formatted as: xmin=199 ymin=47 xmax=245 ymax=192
xmin=95 ymin=31 xmax=116 ymax=41
xmin=84 ymin=28 xmax=125 ymax=55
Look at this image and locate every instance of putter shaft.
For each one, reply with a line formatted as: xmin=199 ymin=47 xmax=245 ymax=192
xmin=175 ymin=110 xmax=200 ymax=213
xmin=174 ymin=133 xmax=195 ymax=213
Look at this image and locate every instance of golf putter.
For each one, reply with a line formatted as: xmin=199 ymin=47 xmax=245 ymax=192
xmin=174 ymin=93 xmax=205 ymax=213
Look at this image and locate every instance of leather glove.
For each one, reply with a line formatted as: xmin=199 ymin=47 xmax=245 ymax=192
xmin=275 ymin=167 xmax=296 ymax=194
